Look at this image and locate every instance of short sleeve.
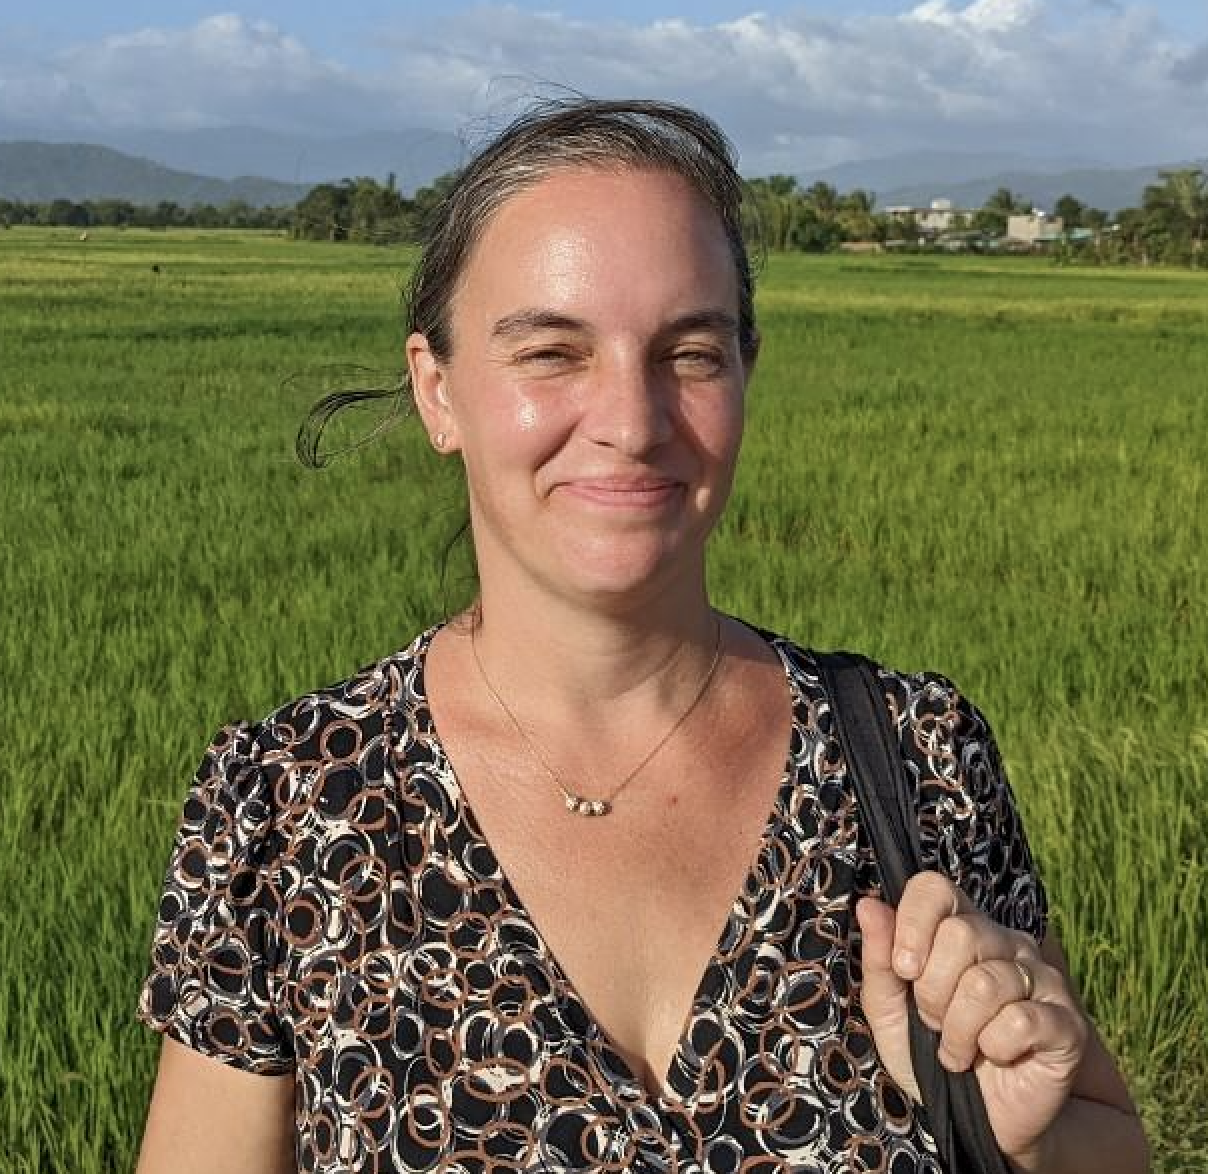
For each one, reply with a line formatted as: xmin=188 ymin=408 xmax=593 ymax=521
xmin=138 ymin=721 xmax=293 ymax=1073
xmin=893 ymin=674 xmax=1049 ymax=945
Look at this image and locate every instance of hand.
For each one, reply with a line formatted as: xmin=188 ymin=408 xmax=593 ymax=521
xmin=856 ymin=872 xmax=1089 ymax=1170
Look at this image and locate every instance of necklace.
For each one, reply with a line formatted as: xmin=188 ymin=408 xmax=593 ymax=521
xmin=470 ymin=616 xmax=724 ymax=818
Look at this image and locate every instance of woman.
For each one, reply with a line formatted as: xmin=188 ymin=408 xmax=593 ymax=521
xmin=137 ymin=100 xmax=1146 ymax=1173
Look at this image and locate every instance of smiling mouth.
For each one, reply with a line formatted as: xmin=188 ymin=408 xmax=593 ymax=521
xmin=556 ymin=478 xmax=684 ymax=509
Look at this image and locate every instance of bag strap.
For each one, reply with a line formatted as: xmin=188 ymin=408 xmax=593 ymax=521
xmin=816 ymin=651 xmax=1011 ymax=1174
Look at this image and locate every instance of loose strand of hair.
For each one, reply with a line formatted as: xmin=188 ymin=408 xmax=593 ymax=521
xmin=295 ymin=385 xmax=408 ymax=469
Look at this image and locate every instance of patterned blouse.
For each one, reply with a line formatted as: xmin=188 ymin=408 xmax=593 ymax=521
xmin=139 ymin=624 xmax=1047 ymax=1173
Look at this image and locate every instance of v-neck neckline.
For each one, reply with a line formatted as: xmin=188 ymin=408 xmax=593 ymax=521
xmin=396 ymin=621 xmax=810 ymax=1109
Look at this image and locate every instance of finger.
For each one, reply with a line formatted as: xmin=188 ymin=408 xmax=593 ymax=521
xmin=856 ymin=897 xmax=919 ymax=1100
xmin=935 ymin=957 xmax=1055 ymax=1072
xmin=891 ymin=872 xmax=974 ymax=980
xmin=856 ymin=898 xmax=912 ymax=1027
xmin=912 ymin=916 xmax=1024 ymax=1031
xmin=855 ymin=897 xmax=902 ymax=988
xmin=975 ymin=996 xmax=1088 ymax=1074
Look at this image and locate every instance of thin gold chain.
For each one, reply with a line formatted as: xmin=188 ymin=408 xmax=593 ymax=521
xmin=471 ymin=616 xmax=724 ymax=817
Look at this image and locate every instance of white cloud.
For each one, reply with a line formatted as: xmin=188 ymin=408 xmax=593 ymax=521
xmin=370 ymin=1 xmax=1208 ymax=167
xmin=907 ymin=0 xmax=1041 ymax=33
xmin=3 ymin=14 xmax=381 ymax=133
xmin=1 ymin=5 xmax=1205 ymax=168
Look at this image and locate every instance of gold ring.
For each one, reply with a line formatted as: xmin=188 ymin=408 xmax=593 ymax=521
xmin=1014 ymin=959 xmax=1036 ymax=1001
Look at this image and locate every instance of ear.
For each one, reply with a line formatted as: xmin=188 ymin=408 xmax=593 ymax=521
xmin=406 ymin=332 xmax=458 ymax=452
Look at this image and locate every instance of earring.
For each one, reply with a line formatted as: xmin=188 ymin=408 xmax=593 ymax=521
xmin=433 ymin=432 xmax=447 ymax=451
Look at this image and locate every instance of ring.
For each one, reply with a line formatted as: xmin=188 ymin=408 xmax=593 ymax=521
xmin=1013 ymin=959 xmax=1036 ymax=1001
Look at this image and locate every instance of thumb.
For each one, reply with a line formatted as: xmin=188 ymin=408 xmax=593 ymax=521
xmin=856 ymin=896 xmax=918 ymax=1099
xmin=856 ymin=896 xmax=907 ymax=1013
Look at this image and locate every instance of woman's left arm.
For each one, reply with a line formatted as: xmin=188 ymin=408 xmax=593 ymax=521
xmin=857 ymin=873 xmax=1149 ymax=1174
xmin=1024 ymin=928 xmax=1149 ymax=1173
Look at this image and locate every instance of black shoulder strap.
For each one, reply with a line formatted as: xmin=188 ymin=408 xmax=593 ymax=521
xmin=816 ymin=651 xmax=1011 ymax=1174
xmin=815 ymin=650 xmax=921 ymax=903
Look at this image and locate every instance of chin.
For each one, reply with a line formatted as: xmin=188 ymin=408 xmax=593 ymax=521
xmin=545 ymin=533 xmax=703 ymax=603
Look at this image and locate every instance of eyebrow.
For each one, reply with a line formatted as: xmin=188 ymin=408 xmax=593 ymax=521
xmin=489 ymin=308 xmax=740 ymax=341
xmin=490 ymin=310 xmax=587 ymax=340
xmin=658 ymin=310 xmax=741 ymax=340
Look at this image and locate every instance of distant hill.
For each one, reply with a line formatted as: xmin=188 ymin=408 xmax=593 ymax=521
xmin=5 ymin=136 xmax=1203 ymax=217
xmin=0 ymin=143 xmax=311 ymax=206
xmin=876 ymin=163 xmax=1207 ymax=217
xmin=799 ymin=150 xmax=1207 ymax=216
xmin=800 ymin=149 xmax=1108 ymax=195
xmin=0 ymin=124 xmax=467 ymax=192
xmin=98 ymin=126 xmax=466 ymax=191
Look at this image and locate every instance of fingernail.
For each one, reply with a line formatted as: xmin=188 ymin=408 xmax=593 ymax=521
xmin=895 ymin=948 xmax=920 ymax=978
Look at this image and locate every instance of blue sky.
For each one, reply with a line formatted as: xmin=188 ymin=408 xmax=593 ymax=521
xmin=10 ymin=1 xmax=1208 ymax=67
xmin=3 ymin=2 xmax=1206 ymax=170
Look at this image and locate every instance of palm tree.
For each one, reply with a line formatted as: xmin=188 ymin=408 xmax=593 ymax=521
xmin=804 ymin=181 xmax=839 ymax=221
xmin=974 ymin=187 xmax=1031 ymax=237
xmin=1145 ymin=169 xmax=1208 ymax=261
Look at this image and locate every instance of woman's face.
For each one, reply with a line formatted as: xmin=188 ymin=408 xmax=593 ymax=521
xmin=409 ymin=166 xmax=752 ymax=611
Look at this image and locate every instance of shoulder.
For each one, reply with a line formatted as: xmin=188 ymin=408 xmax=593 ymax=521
xmin=250 ymin=627 xmax=431 ymax=758
xmin=764 ymin=628 xmax=968 ymax=715
xmin=188 ymin=626 xmax=437 ymax=841
xmin=251 ymin=627 xmax=433 ymax=761
xmin=763 ymin=629 xmax=1047 ymax=937
xmin=763 ymin=628 xmax=993 ymax=763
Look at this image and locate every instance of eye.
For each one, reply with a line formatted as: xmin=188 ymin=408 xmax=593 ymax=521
xmin=669 ymin=347 xmax=727 ymax=377
xmin=515 ymin=346 xmax=580 ymax=368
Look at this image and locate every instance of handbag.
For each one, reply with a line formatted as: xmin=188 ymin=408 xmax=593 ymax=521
xmin=816 ymin=651 xmax=1011 ymax=1174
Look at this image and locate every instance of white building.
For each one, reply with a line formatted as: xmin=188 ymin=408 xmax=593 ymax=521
xmin=1006 ymin=213 xmax=1065 ymax=244
xmin=885 ymin=198 xmax=975 ymax=234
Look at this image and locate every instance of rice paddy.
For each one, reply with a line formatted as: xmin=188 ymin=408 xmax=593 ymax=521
xmin=1 ymin=227 xmax=1205 ymax=1170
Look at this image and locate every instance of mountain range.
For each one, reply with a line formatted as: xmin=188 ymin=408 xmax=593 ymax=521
xmin=0 ymin=128 xmax=1200 ymax=213
xmin=865 ymin=163 xmax=1205 ymax=216
xmin=800 ymin=150 xmax=1178 ymax=212
xmin=69 ymin=126 xmax=467 ymax=189
xmin=0 ymin=142 xmax=310 ymax=207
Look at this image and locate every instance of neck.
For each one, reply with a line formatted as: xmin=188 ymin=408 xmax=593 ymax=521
xmin=465 ymin=584 xmax=721 ymax=717
xmin=469 ymin=604 xmax=725 ymax=816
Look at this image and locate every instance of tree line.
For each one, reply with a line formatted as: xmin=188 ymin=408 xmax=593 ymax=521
xmin=741 ymin=169 xmax=1208 ymax=265
xmin=0 ymin=196 xmax=291 ymax=231
xmin=4 ymin=167 xmax=1205 ymax=266
xmin=0 ymin=171 xmax=442 ymax=240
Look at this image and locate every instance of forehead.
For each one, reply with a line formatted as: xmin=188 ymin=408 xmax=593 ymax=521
xmin=451 ymin=166 xmax=738 ymax=328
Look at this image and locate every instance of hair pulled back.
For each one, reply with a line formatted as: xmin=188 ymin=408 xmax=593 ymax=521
xmin=298 ymin=97 xmax=757 ymax=467
xmin=410 ymin=97 xmax=757 ymax=366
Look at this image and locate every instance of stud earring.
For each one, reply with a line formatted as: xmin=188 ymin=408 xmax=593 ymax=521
xmin=433 ymin=432 xmax=447 ymax=451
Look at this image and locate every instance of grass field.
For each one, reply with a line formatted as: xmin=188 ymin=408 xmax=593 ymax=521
xmin=2 ymin=227 xmax=1205 ymax=1171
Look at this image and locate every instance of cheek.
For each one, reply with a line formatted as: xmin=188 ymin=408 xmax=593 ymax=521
xmin=452 ymin=361 xmax=545 ymax=439
xmin=692 ymin=392 xmax=745 ymax=460
xmin=459 ymin=382 xmax=572 ymax=476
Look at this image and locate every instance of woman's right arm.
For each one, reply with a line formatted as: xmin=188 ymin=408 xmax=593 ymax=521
xmin=138 ymin=721 xmax=296 ymax=1171
xmin=136 ymin=1038 xmax=296 ymax=1174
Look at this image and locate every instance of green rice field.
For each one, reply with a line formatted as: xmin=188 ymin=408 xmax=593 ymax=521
xmin=1 ymin=227 xmax=1205 ymax=1171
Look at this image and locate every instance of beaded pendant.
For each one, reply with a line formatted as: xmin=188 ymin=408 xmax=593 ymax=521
xmin=562 ymin=792 xmax=611 ymax=817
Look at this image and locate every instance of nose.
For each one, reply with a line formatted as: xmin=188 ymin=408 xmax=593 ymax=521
xmin=582 ymin=352 xmax=674 ymax=456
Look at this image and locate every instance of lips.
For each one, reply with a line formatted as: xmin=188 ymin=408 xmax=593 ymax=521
xmin=554 ymin=475 xmax=685 ymax=509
